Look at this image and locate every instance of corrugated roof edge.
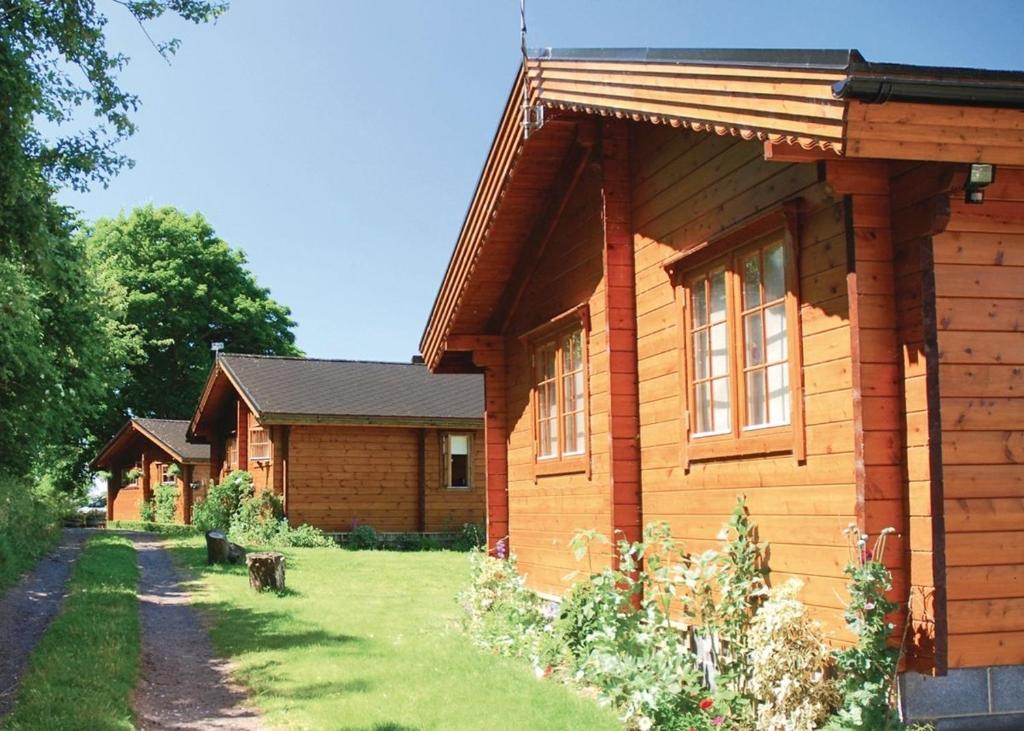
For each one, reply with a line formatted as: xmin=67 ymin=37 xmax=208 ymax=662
xmin=529 ymin=47 xmax=861 ymax=69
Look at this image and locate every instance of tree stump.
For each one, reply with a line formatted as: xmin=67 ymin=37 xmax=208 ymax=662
xmin=206 ymin=531 xmax=247 ymax=565
xmin=247 ymin=552 xmax=285 ymax=592
xmin=206 ymin=531 xmax=229 ymax=565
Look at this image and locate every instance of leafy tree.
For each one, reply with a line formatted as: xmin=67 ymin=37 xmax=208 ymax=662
xmin=86 ymin=205 xmax=301 ymax=422
xmin=0 ymin=0 xmax=227 ymax=490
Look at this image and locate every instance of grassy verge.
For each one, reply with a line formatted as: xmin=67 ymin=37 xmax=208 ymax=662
xmin=165 ymin=535 xmax=621 ymax=730
xmin=0 ymin=475 xmax=63 ymax=592
xmin=3 ymin=533 xmax=139 ymax=731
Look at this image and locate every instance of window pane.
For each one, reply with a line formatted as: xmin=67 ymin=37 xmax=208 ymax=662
xmin=572 ymin=370 xmax=584 ymax=413
xmin=693 ymin=330 xmax=709 ymax=380
xmin=539 ymin=419 xmax=554 ymax=457
xmin=448 ymin=435 xmax=470 ymax=487
xmin=692 ymin=280 xmax=708 ymax=327
xmin=449 ymin=434 xmax=469 ymax=456
xmin=764 ymin=303 xmax=787 ymax=362
xmin=743 ymin=255 xmax=761 ymax=309
xmin=710 ymin=271 xmax=727 ymax=323
xmin=712 ymin=377 xmax=731 ymax=432
xmin=744 ymin=312 xmax=763 ymax=367
xmin=767 ymin=363 xmax=790 ymax=424
xmin=765 ymin=243 xmax=785 ymax=302
xmin=694 ymin=381 xmax=711 ymax=434
xmin=540 ymin=345 xmax=556 ymax=380
xmin=563 ymin=413 xmax=580 ymax=454
xmin=746 ymin=370 xmax=766 ymax=426
xmin=564 ymin=329 xmax=583 ymax=371
xmin=544 ymin=382 xmax=558 ymax=419
xmin=710 ymin=322 xmax=728 ymax=376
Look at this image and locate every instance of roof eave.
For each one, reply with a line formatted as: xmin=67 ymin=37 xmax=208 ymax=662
xmin=258 ymin=412 xmax=484 ymax=430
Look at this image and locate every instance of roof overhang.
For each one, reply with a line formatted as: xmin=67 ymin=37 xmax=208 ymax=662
xmin=91 ymin=419 xmax=208 ymax=471
xmin=188 ymin=358 xmax=262 ymax=442
xmin=257 ymin=413 xmax=484 ymax=430
xmin=420 ymin=48 xmax=1024 ymax=370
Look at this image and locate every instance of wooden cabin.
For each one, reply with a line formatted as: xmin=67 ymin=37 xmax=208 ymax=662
xmin=92 ymin=418 xmax=210 ymax=523
xmin=187 ymin=354 xmax=485 ymax=533
xmin=421 ymin=48 xmax=1024 ymax=724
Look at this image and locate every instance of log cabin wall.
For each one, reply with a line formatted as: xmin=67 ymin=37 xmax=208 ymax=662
xmin=286 ymin=424 xmax=486 ymax=533
xmin=110 ymin=470 xmax=142 ymax=521
xmin=502 ymin=163 xmax=615 ymax=595
xmin=932 ymin=166 xmax=1024 ymax=669
xmin=423 ymin=428 xmax=487 ymax=532
xmin=631 ymin=127 xmax=860 ymax=640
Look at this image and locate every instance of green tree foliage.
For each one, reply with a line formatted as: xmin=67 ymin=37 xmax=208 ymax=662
xmin=0 ymin=1 xmax=227 ymax=491
xmin=85 ymin=205 xmax=301 ymax=422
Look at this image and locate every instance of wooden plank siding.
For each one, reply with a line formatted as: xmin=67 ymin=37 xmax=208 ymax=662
xmin=632 ymin=129 xmax=861 ymax=640
xmin=502 ymin=163 xmax=615 ymax=594
xmin=934 ymin=166 xmax=1024 ymax=668
xmin=286 ymin=424 xmax=485 ymax=534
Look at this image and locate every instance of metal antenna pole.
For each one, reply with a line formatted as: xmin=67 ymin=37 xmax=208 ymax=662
xmin=519 ymin=0 xmax=543 ymax=139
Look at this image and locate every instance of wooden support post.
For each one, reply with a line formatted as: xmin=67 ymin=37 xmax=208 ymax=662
xmin=141 ymin=451 xmax=152 ymax=505
xmin=209 ymin=427 xmax=224 ymax=483
xmin=236 ymin=400 xmax=249 ymax=471
xmin=417 ymin=428 xmax=427 ymax=533
xmin=448 ymin=336 xmax=509 ymax=556
xmin=106 ymin=470 xmax=118 ymax=522
xmin=601 ymin=119 xmax=643 ymax=551
xmin=182 ymin=464 xmax=194 ymax=525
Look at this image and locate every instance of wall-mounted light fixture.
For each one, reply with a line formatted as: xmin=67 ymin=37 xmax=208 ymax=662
xmin=965 ymin=163 xmax=995 ymax=204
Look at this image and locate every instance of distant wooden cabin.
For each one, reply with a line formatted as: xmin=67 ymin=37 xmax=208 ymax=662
xmin=92 ymin=418 xmax=210 ymax=523
xmin=187 ymin=354 xmax=485 ymax=533
xmin=420 ymin=48 xmax=1024 ymax=723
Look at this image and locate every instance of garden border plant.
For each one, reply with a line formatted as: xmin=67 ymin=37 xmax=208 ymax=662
xmin=459 ymin=496 xmax=911 ymax=731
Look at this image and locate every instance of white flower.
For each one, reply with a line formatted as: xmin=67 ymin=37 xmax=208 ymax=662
xmin=637 ymin=716 xmax=653 ymax=731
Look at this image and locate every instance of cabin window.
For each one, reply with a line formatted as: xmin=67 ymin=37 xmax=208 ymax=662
xmin=443 ymin=433 xmax=472 ymax=489
xmin=668 ymin=206 xmax=804 ymax=464
xmin=160 ymin=464 xmax=176 ymax=486
xmin=532 ymin=323 xmax=589 ymax=473
xmin=226 ymin=435 xmax=238 ymax=469
xmin=249 ymin=426 xmax=271 ymax=461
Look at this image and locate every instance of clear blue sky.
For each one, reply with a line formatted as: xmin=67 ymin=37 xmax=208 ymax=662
xmin=59 ymin=0 xmax=1024 ymax=361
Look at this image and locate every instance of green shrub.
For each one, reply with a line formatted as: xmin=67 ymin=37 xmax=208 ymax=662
xmin=826 ymin=527 xmax=901 ymax=730
xmin=458 ymin=548 xmax=549 ymax=664
xmin=139 ymin=499 xmax=155 ymax=522
xmin=451 ymin=522 xmax=485 ymax=551
xmin=152 ymin=485 xmax=177 ymax=523
xmin=277 ymin=521 xmax=335 ymax=548
xmin=0 ymin=473 xmax=63 ymax=590
xmin=346 ymin=524 xmax=379 ymax=550
xmin=191 ymin=470 xmax=249 ymax=533
xmin=554 ymin=578 xmax=616 ymax=668
xmin=228 ymin=481 xmax=284 ymax=545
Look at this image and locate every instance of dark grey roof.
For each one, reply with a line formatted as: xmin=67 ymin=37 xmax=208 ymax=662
xmin=220 ymin=354 xmax=483 ymax=422
xmin=134 ymin=418 xmax=210 ymax=462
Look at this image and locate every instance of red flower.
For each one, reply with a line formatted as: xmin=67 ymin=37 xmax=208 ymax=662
xmin=699 ymin=697 xmax=714 ymax=711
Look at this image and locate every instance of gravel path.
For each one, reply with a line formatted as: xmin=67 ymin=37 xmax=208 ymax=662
xmin=130 ymin=532 xmax=266 ymax=731
xmin=0 ymin=528 xmax=90 ymax=718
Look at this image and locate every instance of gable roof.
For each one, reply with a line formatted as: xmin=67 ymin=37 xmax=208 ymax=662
xmin=189 ymin=354 xmax=484 ymax=439
xmin=92 ymin=418 xmax=210 ymax=470
xmin=420 ymin=47 xmax=1024 ymax=369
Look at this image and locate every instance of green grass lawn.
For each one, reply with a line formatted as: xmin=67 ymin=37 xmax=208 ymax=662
xmin=3 ymin=533 xmax=139 ymax=731
xmin=165 ymin=536 xmax=621 ymax=731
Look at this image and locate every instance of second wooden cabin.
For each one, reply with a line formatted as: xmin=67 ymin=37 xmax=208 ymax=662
xmin=187 ymin=354 xmax=486 ymax=534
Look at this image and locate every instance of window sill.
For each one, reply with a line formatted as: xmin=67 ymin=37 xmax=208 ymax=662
xmin=687 ymin=428 xmax=793 ymax=462
xmin=535 ymin=456 xmax=588 ymax=477
xmin=446 ymin=486 xmax=472 ymax=491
